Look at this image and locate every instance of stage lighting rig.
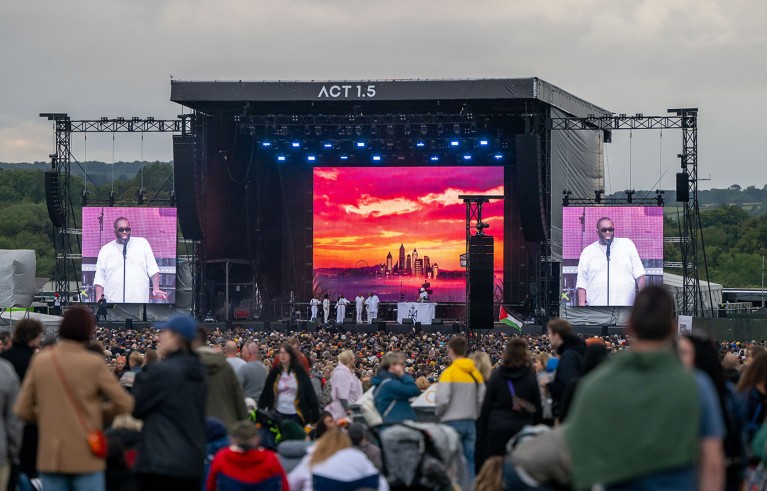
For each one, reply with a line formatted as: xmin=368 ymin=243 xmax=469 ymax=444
xmin=475 ymin=221 xmax=489 ymax=235
xmin=108 ymin=190 xmax=116 ymax=207
xmin=625 ymin=189 xmax=636 ymax=204
xmin=594 ymin=189 xmax=604 ymax=203
xmin=655 ymin=190 xmax=665 ymax=206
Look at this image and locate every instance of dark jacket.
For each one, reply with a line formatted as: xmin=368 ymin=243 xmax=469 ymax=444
xmin=259 ymin=365 xmax=320 ymax=425
xmin=478 ymin=366 xmax=541 ymax=438
xmin=196 ymin=348 xmax=248 ymax=429
xmin=133 ymin=350 xmax=207 ymax=478
xmin=370 ymin=370 xmax=420 ymax=425
xmin=0 ymin=342 xmax=35 ymax=381
xmin=547 ymin=334 xmax=585 ymax=416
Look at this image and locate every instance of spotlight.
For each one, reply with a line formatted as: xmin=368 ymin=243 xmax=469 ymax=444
xmin=450 ymin=140 xmax=460 ymax=147
xmin=595 ymin=189 xmax=604 ymax=204
xmin=386 ymin=125 xmax=395 ymax=137
xmin=453 ymin=124 xmax=461 ymax=135
xmin=404 ymin=123 xmax=411 ymax=135
xmin=625 ymin=189 xmax=636 ymax=204
xmin=355 ymin=125 xmax=362 ymax=136
xmin=420 ymin=124 xmax=428 ymax=135
xmin=291 ymin=142 xmax=300 ymax=148
xmin=277 ymin=155 xmax=286 ymax=162
xmin=261 ymin=141 xmax=272 ymax=147
xmin=314 ymin=125 xmax=322 ymax=136
xmin=493 ymin=154 xmax=503 ymax=160
xmin=430 ymin=156 xmax=439 ymax=161
xmin=108 ymin=190 xmax=116 ymax=207
xmin=416 ymin=141 xmax=425 ymax=148
xmin=370 ymin=125 xmax=378 ymax=135
xmin=479 ymin=139 xmax=489 ymax=146
xmin=372 ymin=155 xmax=381 ymax=162
xmin=81 ymin=190 xmax=89 ymax=206
xmin=323 ymin=143 xmax=333 ymax=148
xmin=356 ymin=142 xmax=365 ymax=148
xmin=169 ymin=191 xmax=176 ymax=207
xmin=340 ymin=155 xmax=349 ymax=160
xmin=307 ymin=155 xmax=316 ymax=162
xmin=437 ymin=124 xmax=444 ymax=135
xmin=463 ymin=154 xmax=472 ymax=161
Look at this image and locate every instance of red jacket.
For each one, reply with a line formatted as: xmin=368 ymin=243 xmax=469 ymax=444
xmin=206 ymin=446 xmax=288 ymax=491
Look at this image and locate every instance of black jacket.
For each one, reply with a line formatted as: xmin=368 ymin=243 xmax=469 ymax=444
xmin=478 ymin=365 xmax=542 ymax=436
xmin=0 ymin=342 xmax=35 ymax=380
xmin=259 ymin=365 xmax=320 ymax=425
xmin=547 ymin=334 xmax=585 ymax=415
xmin=132 ymin=350 xmax=207 ymax=478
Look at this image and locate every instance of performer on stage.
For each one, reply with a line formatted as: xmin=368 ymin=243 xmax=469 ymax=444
xmin=365 ymin=292 xmax=380 ymax=324
xmin=96 ymin=294 xmax=108 ymax=322
xmin=322 ymin=294 xmax=330 ymax=323
xmin=94 ymin=217 xmax=167 ymax=303
xmin=419 ymin=287 xmax=429 ymax=302
xmin=309 ymin=295 xmax=320 ymax=321
xmin=576 ymin=217 xmax=645 ymax=306
xmin=355 ymin=293 xmax=365 ymax=324
xmin=336 ymin=294 xmax=350 ymax=324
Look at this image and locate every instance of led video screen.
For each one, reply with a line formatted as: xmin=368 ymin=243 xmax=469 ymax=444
xmin=313 ymin=166 xmax=504 ymax=303
xmin=562 ymin=206 xmax=664 ymax=307
xmin=82 ymin=207 xmax=177 ymax=304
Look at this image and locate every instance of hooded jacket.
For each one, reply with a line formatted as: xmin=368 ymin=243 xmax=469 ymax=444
xmin=133 ymin=349 xmax=207 ymax=478
xmin=197 ymin=348 xmax=249 ymax=429
xmin=547 ymin=333 xmax=585 ymax=415
xmin=371 ymin=370 xmax=420 ymax=425
xmin=435 ymin=357 xmax=485 ymax=422
xmin=206 ymin=446 xmax=289 ymax=491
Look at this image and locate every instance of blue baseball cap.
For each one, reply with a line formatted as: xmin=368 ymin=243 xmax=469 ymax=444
xmin=156 ymin=313 xmax=197 ymax=342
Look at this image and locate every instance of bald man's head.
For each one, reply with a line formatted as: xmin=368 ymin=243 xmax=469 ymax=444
xmin=224 ymin=341 xmax=239 ymax=357
xmin=242 ymin=341 xmax=260 ymax=362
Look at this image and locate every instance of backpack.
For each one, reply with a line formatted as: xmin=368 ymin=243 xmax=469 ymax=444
xmin=360 ymin=378 xmax=395 ymax=427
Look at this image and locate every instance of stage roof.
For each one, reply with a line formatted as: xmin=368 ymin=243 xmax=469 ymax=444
xmin=171 ymin=77 xmax=610 ymax=118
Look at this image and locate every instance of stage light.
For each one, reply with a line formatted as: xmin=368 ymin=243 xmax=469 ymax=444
xmin=463 ymin=154 xmax=472 ymax=161
xmin=356 ymin=142 xmax=365 ymax=148
xmin=307 ymin=155 xmax=316 ymax=162
xmin=136 ymin=188 xmax=145 ymax=205
xmin=416 ymin=141 xmax=425 ymax=148
xmin=323 ymin=143 xmax=333 ymax=148
xmin=340 ymin=155 xmax=349 ymax=160
xmin=450 ymin=140 xmax=459 ymax=147
xmin=372 ymin=155 xmax=381 ymax=162
xmin=430 ymin=156 xmax=439 ymax=161
xmin=386 ymin=125 xmax=395 ymax=136
xmin=108 ymin=190 xmax=116 ymax=207
xmin=453 ymin=124 xmax=461 ymax=135
xmin=261 ymin=142 xmax=272 ymax=147
xmin=81 ymin=190 xmax=88 ymax=206
xmin=304 ymin=125 xmax=311 ymax=135
xmin=314 ymin=125 xmax=322 ymax=136
xmin=494 ymin=154 xmax=503 ymax=160
xmin=437 ymin=124 xmax=444 ymax=135
xmin=470 ymin=122 xmax=478 ymax=133
xmin=479 ymin=140 xmax=489 ymax=146
xmin=291 ymin=142 xmax=300 ymax=148
xmin=277 ymin=155 xmax=286 ymax=162
xmin=169 ymin=191 xmax=176 ymax=207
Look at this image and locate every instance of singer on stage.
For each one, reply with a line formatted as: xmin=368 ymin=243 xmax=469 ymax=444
xmin=576 ymin=217 xmax=645 ymax=306
xmin=93 ymin=217 xmax=167 ymax=303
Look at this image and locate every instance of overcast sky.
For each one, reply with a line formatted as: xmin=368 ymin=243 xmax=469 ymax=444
xmin=1 ymin=0 xmax=764 ymax=192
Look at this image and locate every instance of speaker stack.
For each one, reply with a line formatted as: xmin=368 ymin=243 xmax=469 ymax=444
xmin=44 ymin=171 xmax=66 ymax=228
xmin=468 ymin=235 xmax=494 ymax=330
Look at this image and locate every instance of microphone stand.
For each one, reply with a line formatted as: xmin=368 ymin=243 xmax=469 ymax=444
xmin=123 ymin=241 xmax=127 ymax=303
xmin=606 ymin=242 xmax=611 ymax=307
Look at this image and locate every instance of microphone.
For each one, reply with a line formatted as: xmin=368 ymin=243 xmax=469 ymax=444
xmin=606 ymin=240 xmax=612 ymax=261
xmin=123 ymin=241 xmax=127 ymax=259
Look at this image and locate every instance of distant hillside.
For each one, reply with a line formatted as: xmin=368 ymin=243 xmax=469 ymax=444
xmin=606 ymin=185 xmax=767 ymax=216
xmin=0 ymin=161 xmax=170 ymax=186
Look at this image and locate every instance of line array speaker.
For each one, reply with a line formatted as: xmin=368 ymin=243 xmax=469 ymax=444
xmin=676 ymin=172 xmax=689 ymax=202
xmin=173 ymin=135 xmax=202 ymax=240
xmin=469 ymin=235 xmax=494 ymax=329
xmin=44 ymin=171 xmax=66 ymax=228
xmin=514 ymin=134 xmax=548 ymax=241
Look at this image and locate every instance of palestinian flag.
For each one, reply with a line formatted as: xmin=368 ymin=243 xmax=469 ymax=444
xmin=499 ymin=306 xmax=523 ymax=332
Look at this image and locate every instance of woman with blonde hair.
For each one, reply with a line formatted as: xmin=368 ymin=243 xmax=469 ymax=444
xmin=288 ymin=429 xmax=388 ymax=490
xmin=470 ymin=351 xmax=493 ymax=381
xmin=325 ymin=350 xmax=363 ymax=420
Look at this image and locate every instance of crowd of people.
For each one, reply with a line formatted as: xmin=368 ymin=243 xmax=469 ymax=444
xmin=1 ymin=286 xmax=767 ymax=490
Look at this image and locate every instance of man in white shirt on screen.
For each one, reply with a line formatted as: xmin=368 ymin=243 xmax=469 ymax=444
xmin=93 ymin=217 xmax=167 ymax=303
xmin=576 ymin=217 xmax=645 ymax=307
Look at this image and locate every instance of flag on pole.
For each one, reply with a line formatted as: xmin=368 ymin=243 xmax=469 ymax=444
xmin=499 ymin=306 xmax=523 ymax=332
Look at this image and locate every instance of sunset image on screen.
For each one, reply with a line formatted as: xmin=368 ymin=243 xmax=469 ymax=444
xmin=313 ymin=166 xmax=504 ymax=302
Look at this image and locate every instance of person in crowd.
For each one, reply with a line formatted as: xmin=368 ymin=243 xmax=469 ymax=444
xmin=415 ymin=376 xmax=431 ymax=392
xmin=288 ymin=429 xmax=388 ymax=491
xmin=119 ymin=350 xmax=145 ymax=392
xmin=532 ymin=351 xmax=554 ymax=424
xmin=355 ymin=293 xmax=365 ymax=324
xmin=365 ymin=292 xmax=380 ymax=323
xmin=371 ymin=351 xmax=420 ymax=426
xmin=0 ymin=357 xmax=21 ymax=490
xmin=563 ymin=286 xmax=725 ymax=490
xmin=104 ymin=413 xmax=142 ymax=491
xmin=96 ymin=294 xmax=108 ymax=323
xmin=237 ymin=341 xmax=268 ymax=402
xmin=348 ymin=423 xmax=382 ymax=470
xmin=202 ymin=418 xmax=230 ymax=490
xmin=680 ymin=334 xmax=746 ymax=491
xmin=259 ymin=344 xmax=320 ymax=426
xmin=743 ymin=345 xmax=765 ymax=371
xmin=270 ymin=336 xmax=311 ymax=373
xmin=470 ymin=351 xmax=493 ymax=382
xmin=314 ymin=411 xmax=337 ymax=440
xmin=143 ymin=348 xmax=159 ymax=366
xmin=722 ymin=352 xmax=741 ymax=385
xmin=194 ymin=328 xmax=248 ymax=429
xmin=325 ymin=349 xmax=363 ymax=420
xmin=132 ymin=314 xmax=207 ymax=490
xmin=14 ymin=307 xmax=134 ymax=491
xmin=435 ymin=336 xmax=486 ymax=480
xmin=1 ymin=318 xmax=42 ymax=490
xmin=335 ymin=294 xmax=349 ymax=324
xmin=224 ymin=340 xmax=246 ymax=371
xmin=206 ymin=420 xmax=288 ymax=491
xmin=114 ymin=355 xmax=127 ymax=379
xmin=737 ymin=350 xmax=767 ymax=444
xmin=322 ymin=294 xmax=330 ymax=324
xmin=476 ymin=338 xmax=541 ymax=471
xmin=544 ymin=319 xmax=585 ymax=420
xmin=558 ymin=338 xmax=608 ymax=422
xmin=0 ymin=332 xmax=11 ymax=353
xmin=276 ymin=420 xmax=312 ymax=473
xmin=473 ymin=456 xmax=504 ymax=491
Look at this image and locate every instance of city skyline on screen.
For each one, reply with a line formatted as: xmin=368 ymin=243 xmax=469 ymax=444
xmin=313 ymin=166 xmax=504 ymax=302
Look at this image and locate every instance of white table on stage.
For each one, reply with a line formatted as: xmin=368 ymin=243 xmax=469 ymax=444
xmin=396 ymin=302 xmax=437 ymax=325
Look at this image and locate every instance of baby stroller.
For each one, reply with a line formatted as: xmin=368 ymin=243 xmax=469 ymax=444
xmin=377 ymin=422 xmax=469 ymax=491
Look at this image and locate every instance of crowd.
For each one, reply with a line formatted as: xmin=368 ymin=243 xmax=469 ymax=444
xmin=1 ymin=286 xmax=767 ymax=490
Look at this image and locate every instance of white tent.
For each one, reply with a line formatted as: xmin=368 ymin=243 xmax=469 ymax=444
xmin=663 ymin=273 xmax=723 ymax=315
